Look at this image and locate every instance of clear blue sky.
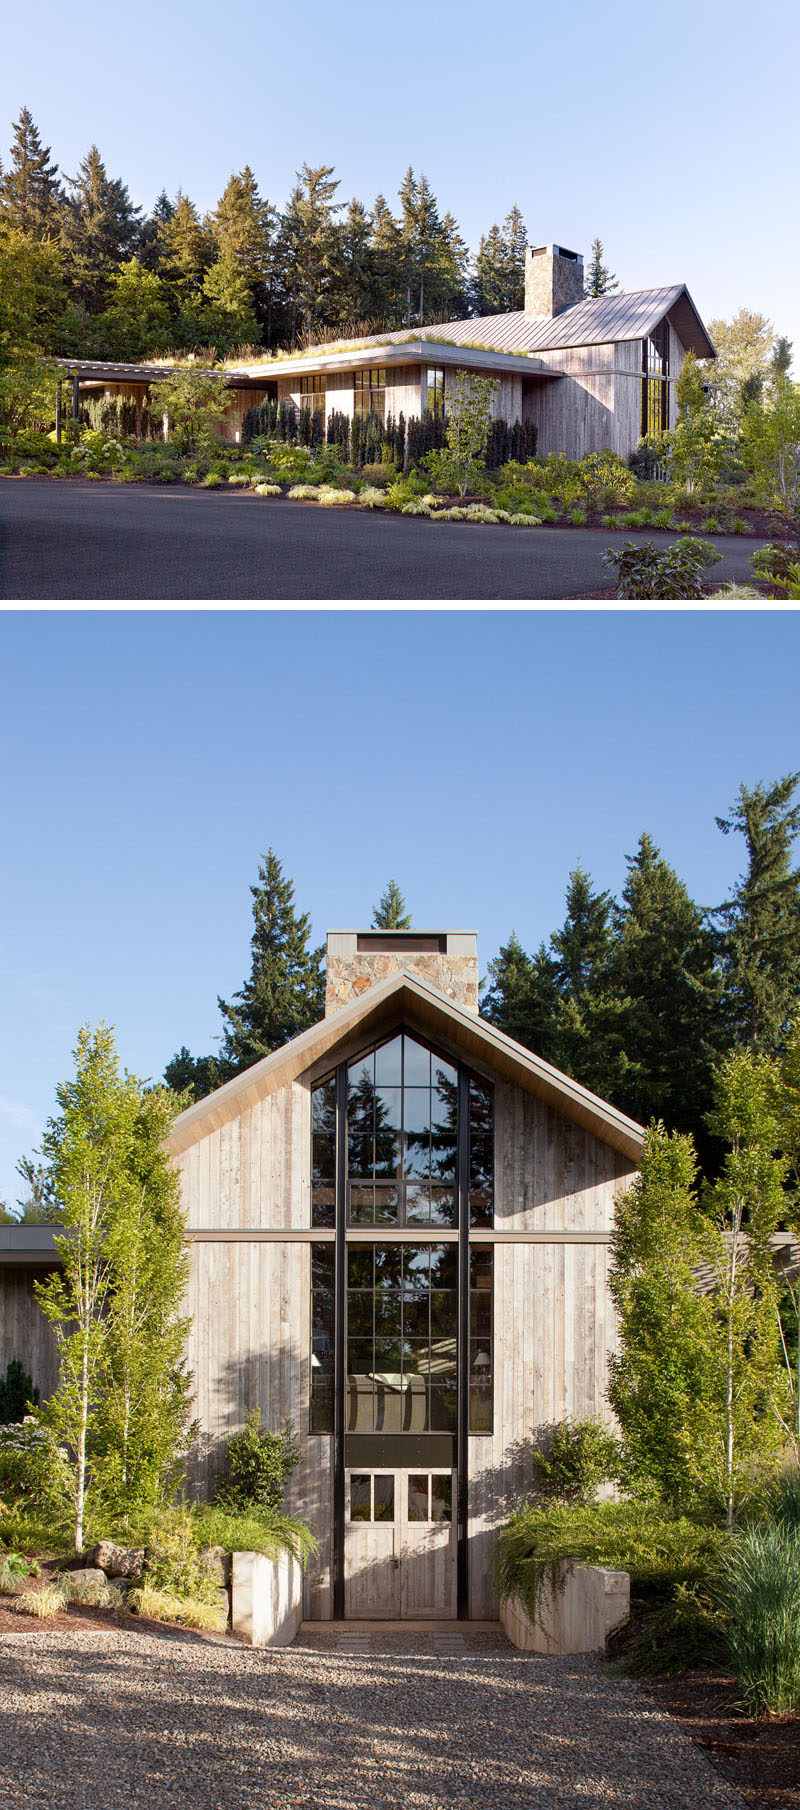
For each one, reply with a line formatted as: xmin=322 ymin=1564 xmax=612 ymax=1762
xmin=1 ymin=606 xmax=798 ymax=1209
xmin=2 ymin=0 xmax=798 ymax=362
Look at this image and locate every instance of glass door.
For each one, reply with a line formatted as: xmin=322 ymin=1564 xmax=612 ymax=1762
xmin=344 ymin=1469 xmax=457 ymax=1619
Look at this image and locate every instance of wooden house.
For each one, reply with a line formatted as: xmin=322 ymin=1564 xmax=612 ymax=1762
xmin=59 ymin=243 xmax=715 ymax=463
xmin=1 ymin=928 xmax=644 ymax=1621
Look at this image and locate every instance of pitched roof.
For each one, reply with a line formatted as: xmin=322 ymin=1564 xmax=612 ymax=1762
xmin=167 ymin=970 xmax=645 ymax=1163
xmin=363 ymin=285 xmax=714 ymax=359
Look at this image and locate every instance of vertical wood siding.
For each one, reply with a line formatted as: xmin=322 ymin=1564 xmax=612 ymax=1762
xmin=0 ymin=1268 xmax=60 ymax=1402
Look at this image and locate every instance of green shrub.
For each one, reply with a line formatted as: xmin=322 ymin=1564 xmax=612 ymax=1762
xmin=385 ymin=473 xmax=428 ymax=512
xmin=0 ymin=1420 xmax=71 ymax=1515
xmin=201 ymin=472 xmax=222 ymax=488
xmin=141 ymin=1511 xmax=220 ymax=1603
xmin=529 ymin=1419 xmax=621 ymax=1505
xmin=715 ymin=1523 xmax=800 ymax=1714
xmin=14 ymin=1581 xmax=67 ymax=1620
xmin=751 ymin=541 xmax=797 ymax=583
xmin=603 ymin=536 xmax=721 ymax=600
xmin=770 ymin=1468 xmax=800 ymax=1530
xmin=317 ymin=487 xmax=357 ymax=506
xmin=0 ymin=1360 xmax=39 ymax=1425
xmin=193 ymin=1502 xmax=316 ymax=1565
xmin=655 ymin=508 xmax=672 ymax=528
xmin=731 ymin=517 xmax=750 ymax=534
xmin=578 ymin=449 xmax=636 ymax=511
xmin=215 ymin=1410 xmax=300 ymax=1514
xmin=570 ymin=508 xmax=587 ymax=526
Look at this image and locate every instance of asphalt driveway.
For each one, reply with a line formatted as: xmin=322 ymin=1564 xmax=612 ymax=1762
xmin=0 ymin=478 xmax=768 ymax=601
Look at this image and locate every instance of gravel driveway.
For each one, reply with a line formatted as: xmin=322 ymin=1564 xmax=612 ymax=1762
xmin=0 ymin=1623 xmax=747 ymax=1810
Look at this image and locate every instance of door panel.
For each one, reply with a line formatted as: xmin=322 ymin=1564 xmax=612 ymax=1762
xmin=344 ymin=1468 xmax=456 ymax=1619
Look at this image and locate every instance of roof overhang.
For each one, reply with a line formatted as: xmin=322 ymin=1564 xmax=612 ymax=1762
xmin=226 ymin=341 xmax=563 ymax=382
xmin=664 ymin=287 xmax=716 ymax=359
xmin=0 ymin=1225 xmax=61 ymax=1266
xmin=56 ymin=359 xmax=271 ymax=392
xmin=167 ymin=971 xmax=644 ymax=1163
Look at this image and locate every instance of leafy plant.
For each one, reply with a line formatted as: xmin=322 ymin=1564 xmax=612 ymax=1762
xmin=141 ymin=1511 xmax=220 ymax=1603
xmin=529 ymin=1418 xmax=621 ymax=1505
xmin=193 ymin=1502 xmax=316 ymax=1565
xmin=578 ymin=449 xmax=635 ymax=511
xmin=127 ymin=1583 xmax=227 ymax=1631
xmin=14 ymin=1581 xmax=67 ymax=1619
xmin=215 ymin=1410 xmax=300 ymax=1514
xmin=0 ymin=1548 xmax=40 ymax=1591
xmin=603 ymin=536 xmax=721 ymax=600
xmin=60 ymin=1569 xmax=119 ymax=1608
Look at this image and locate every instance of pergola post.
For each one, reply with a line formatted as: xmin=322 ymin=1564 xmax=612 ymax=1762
xmin=55 ymin=380 xmax=62 ymax=446
xmin=72 ymin=374 xmax=80 ymax=421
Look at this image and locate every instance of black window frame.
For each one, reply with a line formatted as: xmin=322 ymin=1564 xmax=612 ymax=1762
xmin=353 ymin=366 xmax=387 ymax=422
xmin=641 ymin=320 xmax=670 ymax=437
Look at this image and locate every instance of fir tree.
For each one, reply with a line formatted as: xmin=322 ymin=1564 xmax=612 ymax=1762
xmin=550 ymin=865 xmax=614 ymax=1090
xmin=372 ymin=880 xmax=411 ymax=929
xmin=0 ymin=107 xmax=62 ymax=237
xmin=713 ymin=773 xmax=800 ymax=1052
xmin=336 ymin=198 xmax=383 ymax=327
xmin=218 ymin=848 xmax=325 ymax=1069
xmin=599 ymin=832 xmax=722 ymax=1139
xmin=280 ymin=163 xmax=343 ymax=341
xmin=163 ymin=1046 xmax=227 ymax=1104
xmin=61 ymin=145 xmax=141 ymax=310
xmin=481 ymin=932 xmax=561 ymax=1062
xmin=155 ymin=190 xmax=213 ymax=303
xmin=208 ymin=165 xmax=277 ymax=331
xmin=584 ymin=238 xmax=618 ymax=298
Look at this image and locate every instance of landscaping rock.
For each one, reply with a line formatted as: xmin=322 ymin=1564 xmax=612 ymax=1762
xmin=91 ymin=1543 xmax=145 ymax=1579
xmin=199 ymin=1546 xmax=231 ymax=1587
xmin=66 ymin=1567 xmax=109 ymax=1588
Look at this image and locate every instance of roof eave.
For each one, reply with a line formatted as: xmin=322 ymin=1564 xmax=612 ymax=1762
xmin=167 ymin=972 xmax=644 ymax=1163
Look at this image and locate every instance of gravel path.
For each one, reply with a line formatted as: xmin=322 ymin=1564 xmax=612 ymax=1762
xmin=0 ymin=1623 xmax=748 ymax=1810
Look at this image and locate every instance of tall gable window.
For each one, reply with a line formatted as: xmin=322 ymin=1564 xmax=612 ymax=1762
xmin=426 ymin=367 xmax=445 ymax=416
xmin=641 ymin=320 xmax=670 ymax=435
xmin=353 ymin=367 xmax=387 ymax=422
xmin=347 ymin=1034 xmax=458 ymax=1227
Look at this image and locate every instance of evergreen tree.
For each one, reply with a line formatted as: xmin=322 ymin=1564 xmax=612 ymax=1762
xmin=208 ymin=165 xmax=277 ymax=334
xmin=336 ymin=197 xmax=383 ymax=327
xmin=202 ymin=254 xmax=260 ymax=344
xmin=218 ymin=848 xmax=325 ymax=1069
xmin=713 ymin=773 xmax=800 ymax=1053
xmin=584 ymin=238 xmax=618 ymax=298
xmin=549 ymin=865 xmax=614 ymax=1089
xmin=370 ymin=192 xmax=404 ymax=320
xmin=138 ymin=189 xmax=175 ymax=269
xmin=474 ymin=205 xmax=527 ymax=314
xmin=481 ymin=932 xmax=561 ymax=1062
xmin=163 ymin=1046 xmax=227 ymax=1104
xmin=155 ymin=190 xmax=213 ymax=305
xmin=372 ymin=880 xmax=411 ymax=929
xmin=61 ymin=145 xmax=141 ymax=311
xmin=280 ymin=163 xmax=343 ymax=341
xmin=14 ymin=1154 xmax=60 ymax=1223
xmin=599 ymin=832 xmax=722 ymax=1139
xmin=0 ymin=107 xmax=62 ymax=237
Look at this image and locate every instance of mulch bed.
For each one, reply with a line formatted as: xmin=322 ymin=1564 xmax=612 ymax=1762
xmin=646 ymin=1668 xmax=800 ymax=1810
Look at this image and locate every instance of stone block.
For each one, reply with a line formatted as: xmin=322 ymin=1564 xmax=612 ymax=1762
xmin=231 ymin=1550 xmax=303 ymax=1648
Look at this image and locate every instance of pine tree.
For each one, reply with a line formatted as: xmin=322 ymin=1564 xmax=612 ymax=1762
xmin=202 ymin=254 xmax=260 ymax=344
xmin=208 ymin=166 xmax=277 ymax=332
xmin=61 ymin=145 xmax=141 ymax=310
xmin=138 ymin=189 xmax=175 ymax=269
xmin=713 ymin=773 xmax=800 ymax=1052
xmin=370 ymin=193 xmax=404 ymax=321
xmin=218 ymin=848 xmax=325 ymax=1069
xmin=584 ymin=238 xmax=618 ymax=298
xmin=336 ymin=197 xmax=383 ymax=327
xmin=155 ymin=191 xmax=213 ymax=303
xmin=0 ymin=107 xmax=62 ymax=237
xmin=163 ymin=1046 xmax=227 ymax=1104
xmin=599 ymin=833 xmax=723 ymax=1139
xmin=372 ymin=880 xmax=411 ymax=929
xmin=101 ymin=257 xmax=170 ymax=359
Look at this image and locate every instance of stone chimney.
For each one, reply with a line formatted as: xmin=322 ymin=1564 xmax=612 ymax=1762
xmin=325 ymin=930 xmax=479 ymax=1016
xmin=525 ymin=244 xmax=584 ymax=318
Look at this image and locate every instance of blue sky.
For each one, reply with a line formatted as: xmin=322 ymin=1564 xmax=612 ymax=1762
xmin=1 ymin=606 xmax=798 ymax=1209
xmin=2 ymin=0 xmax=798 ymax=362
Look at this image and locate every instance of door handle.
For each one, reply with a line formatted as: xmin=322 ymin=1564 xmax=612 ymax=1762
xmin=393 ymin=1557 xmax=400 ymax=1569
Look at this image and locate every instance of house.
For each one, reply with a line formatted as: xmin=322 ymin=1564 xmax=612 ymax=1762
xmin=58 ymin=242 xmax=715 ymax=464
xmin=1 ymin=927 xmax=645 ymax=1621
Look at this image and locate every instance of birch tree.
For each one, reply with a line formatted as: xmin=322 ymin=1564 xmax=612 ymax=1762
xmin=35 ymin=1025 xmax=139 ymax=1551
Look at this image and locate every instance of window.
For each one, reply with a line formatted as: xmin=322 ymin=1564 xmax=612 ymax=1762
xmin=426 ymin=368 xmax=445 ymax=416
xmin=350 ymin=1473 xmax=395 ymax=1522
xmin=346 ymin=1242 xmax=458 ymax=1434
xmin=407 ymin=1473 xmax=452 ymax=1522
xmin=300 ymin=374 xmax=326 ymax=418
xmin=641 ymin=321 xmax=670 ymax=436
xmin=353 ymin=367 xmax=387 ymax=422
xmin=312 ymin=1075 xmax=336 ymax=1226
xmin=469 ymin=1246 xmax=493 ymax=1433
xmin=310 ymin=1245 xmax=335 ymax=1432
xmin=468 ymin=1077 xmax=494 ymax=1227
xmin=347 ymin=1033 xmax=458 ymax=1227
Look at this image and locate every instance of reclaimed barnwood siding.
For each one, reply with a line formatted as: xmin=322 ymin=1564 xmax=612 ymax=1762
xmin=0 ymin=1267 xmax=60 ymax=1402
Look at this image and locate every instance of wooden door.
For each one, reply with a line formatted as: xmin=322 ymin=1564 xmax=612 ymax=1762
xmin=344 ymin=1468 xmax=457 ymax=1619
